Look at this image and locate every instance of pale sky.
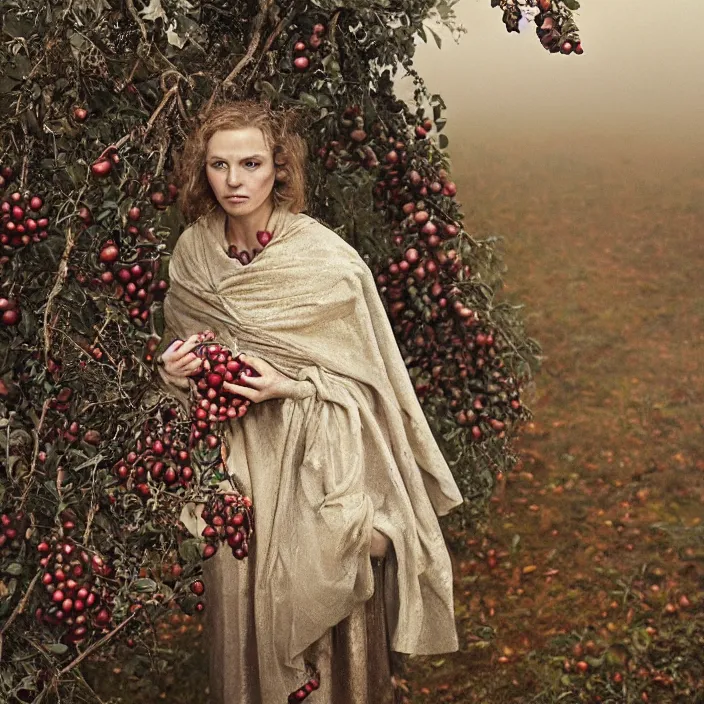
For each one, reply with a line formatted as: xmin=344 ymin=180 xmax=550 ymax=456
xmin=397 ymin=0 xmax=704 ymax=147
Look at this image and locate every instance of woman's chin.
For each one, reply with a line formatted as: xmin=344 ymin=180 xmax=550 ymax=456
xmin=219 ymin=199 xmax=254 ymax=217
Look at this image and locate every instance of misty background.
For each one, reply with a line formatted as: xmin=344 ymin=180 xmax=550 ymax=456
xmin=400 ymin=0 xmax=704 ymax=153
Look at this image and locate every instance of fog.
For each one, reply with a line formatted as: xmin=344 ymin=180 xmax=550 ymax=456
xmin=398 ymin=0 xmax=704 ymax=156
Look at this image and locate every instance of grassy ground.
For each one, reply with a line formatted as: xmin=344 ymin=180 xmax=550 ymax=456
xmin=85 ymin=134 xmax=704 ymax=703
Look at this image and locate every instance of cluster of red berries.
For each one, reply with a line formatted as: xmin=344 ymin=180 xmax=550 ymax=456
xmin=53 ymin=418 xmax=99 ymax=446
xmin=48 ymin=386 xmax=73 ymax=412
xmin=189 ymin=343 xmax=259 ymax=442
xmin=292 ymin=22 xmax=326 ymax=72
xmin=146 ymin=184 xmax=179 ymax=211
xmin=35 ymin=537 xmax=114 ymax=646
xmin=94 ymin=242 xmax=168 ymax=327
xmin=376 ymin=159 xmax=460 ymax=247
xmin=0 ymin=296 xmax=21 ymax=327
xmin=226 ymin=229 xmax=273 ymax=265
xmin=377 ymin=247 xmax=464 ymax=324
xmin=113 ymin=426 xmax=194 ymax=499
xmin=316 ymin=106 xmax=381 ymax=172
xmin=200 ymin=493 xmax=254 ymax=561
xmin=288 ymin=676 xmax=321 ymax=703
xmin=535 ymin=2 xmax=583 ymax=54
xmin=0 ymin=511 xmax=27 ymax=555
xmin=0 ymin=180 xmax=50 ymax=254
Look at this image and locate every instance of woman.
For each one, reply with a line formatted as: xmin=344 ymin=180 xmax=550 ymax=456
xmin=157 ymin=101 xmax=464 ymax=704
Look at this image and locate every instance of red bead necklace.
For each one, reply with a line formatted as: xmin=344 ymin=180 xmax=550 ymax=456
xmin=226 ymin=229 xmax=273 ymax=265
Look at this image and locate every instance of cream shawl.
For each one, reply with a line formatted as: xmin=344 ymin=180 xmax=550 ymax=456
xmin=161 ymin=205 xmax=463 ymax=702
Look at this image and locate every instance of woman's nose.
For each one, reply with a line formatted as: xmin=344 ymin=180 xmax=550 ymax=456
xmin=226 ymin=169 xmax=241 ymax=187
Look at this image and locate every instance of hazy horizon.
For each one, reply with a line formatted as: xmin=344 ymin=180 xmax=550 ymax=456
xmin=396 ymin=0 xmax=704 ymax=155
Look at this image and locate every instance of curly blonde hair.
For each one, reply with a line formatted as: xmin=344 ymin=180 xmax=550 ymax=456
xmin=175 ymin=101 xmax=308 ymax=223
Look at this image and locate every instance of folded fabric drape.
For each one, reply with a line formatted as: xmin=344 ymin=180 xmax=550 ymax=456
xmin=159 ymin=205 xmax=464 ymax=703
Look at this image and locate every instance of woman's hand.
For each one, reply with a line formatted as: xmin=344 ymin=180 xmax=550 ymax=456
xmin=159 ymin=331 xmax=215 ymax=389
xmin=222 ymin=353 xmax=296 ymax=403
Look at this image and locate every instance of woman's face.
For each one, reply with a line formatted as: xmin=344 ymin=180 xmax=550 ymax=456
xmin=205 ymin=127 xmax=276 ymax=220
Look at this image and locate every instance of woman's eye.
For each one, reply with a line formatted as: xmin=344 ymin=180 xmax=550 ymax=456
xmin=245 ymin=161 xmax=259 ymax=168
xmin=211 ymin=161 xmax=226 ymax=169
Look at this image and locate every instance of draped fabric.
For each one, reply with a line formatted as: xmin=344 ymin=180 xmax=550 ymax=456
xmin=159 ymin=206 xmax=463 ymax=703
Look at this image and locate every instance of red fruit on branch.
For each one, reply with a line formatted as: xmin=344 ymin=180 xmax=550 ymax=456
xmin=128 ymin=207 xmax=141 ymax=221
xmin=442 ymin=182 xmax=457 ymax=197
xmin=190 ymin=579 xmax=205 ymax=596
xmin=78 ymin=206 xmax=92 ymax=225
xmin=90 ymin=159 xmax=112 ymax=177
xmin=29 ymin=196 xmax=43 ymax=211
xmin=312 ymin=23 xmax=325 ymax=35
xmin=1 ymin=308 xmax=20 ymax=326
xmin=83 ymin=430 xmax=101 ymax=446
xmin=150 ymin=191 xmax=166 ymax=208
xmin=293 ymin=56 xmax=309 ymax=71
xmin=73 ymin=107 xmax=88 ymax=122
xmin=99 ymin=244 xmax=120 ymax=264
xmin=415 ymin=126 xmax=427 ymax=139
xmin=294 ymin=41 xmax=306 ymax=52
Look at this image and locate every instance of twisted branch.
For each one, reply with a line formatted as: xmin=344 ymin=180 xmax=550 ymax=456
xmin=202 ymin=0 xmax=275 ymax=116
xmin=43 ymin=225 xmax=76 ymax=364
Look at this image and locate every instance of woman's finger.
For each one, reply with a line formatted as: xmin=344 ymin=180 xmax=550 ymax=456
xmin=238 ymin=353 xmax=266 ymax=372
xmin=171 ymin=335 xmax=205 ymax=362
xmin=180 ymin=359 xmax=204 ymax=375
xmin=238 ymin=373 xmax=264 ymax=388
xmin=161 ymin=339 xmax=184 ymax=362
xmin=223 ymin=381 xmax=256 ymax=400
xmin=171 ymin=351 xmax=200 ymax=369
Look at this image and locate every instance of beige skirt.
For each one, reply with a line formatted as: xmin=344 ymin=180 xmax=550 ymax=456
xmin=203 ymin=544 xmax=402 ymax=704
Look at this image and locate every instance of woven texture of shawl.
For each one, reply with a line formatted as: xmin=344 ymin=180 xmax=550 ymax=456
xmin=160 ymin=205 xmax=464 ymax=702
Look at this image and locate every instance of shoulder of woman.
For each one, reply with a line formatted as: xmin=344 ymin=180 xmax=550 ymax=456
xmin=172 ymin=210 xmax=219 ymax=259
xmin=293 ymin=212 xmax=367 ymax=268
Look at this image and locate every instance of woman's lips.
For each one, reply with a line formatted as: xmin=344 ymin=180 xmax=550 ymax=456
xmin=226 ymin=195 xmax=248 ymax=201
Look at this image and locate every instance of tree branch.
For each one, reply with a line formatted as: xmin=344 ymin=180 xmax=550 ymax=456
xmin=0 ymin=571 xmax=41 ymax=645
xmin=125 ymin=0 xmax=149 ymax=44
xmin=202 ymin=0 xmax=275 ymax=116
xmin=58 ymin=609 xmax=141 ymax=676
xmin=43 ymin=226 xmax=76 ymax=365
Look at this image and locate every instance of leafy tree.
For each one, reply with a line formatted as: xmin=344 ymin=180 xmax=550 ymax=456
xmin=0 ymin=0 xmax=581 ymax=700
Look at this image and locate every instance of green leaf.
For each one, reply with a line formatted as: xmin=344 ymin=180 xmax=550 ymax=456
xmin=178 ymin=538 xmax=201 ymax=563
xmin=427 ymin=26 xmax=442 ymax=50
xmin=563 ymin=0 xmax=580 ymax=9
xmin=4 ymin=563 xmax=23 ymax=576
xmin=46 ymin=643 xmax=69 ymax=655
xmin=259 ymin=81 xmax=278 ymax=101
xmin=438 ymin=134 xmax=449 ymax=149
xmin=2 ymin=15 xmax=31 ymax=39
xmin=298 ymin=92 xmax=317 ymax=108
xmin=133 ymin=578 xmax=157 ymax=592
xmin=5 ymin=55 xmax=31 ymax=81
